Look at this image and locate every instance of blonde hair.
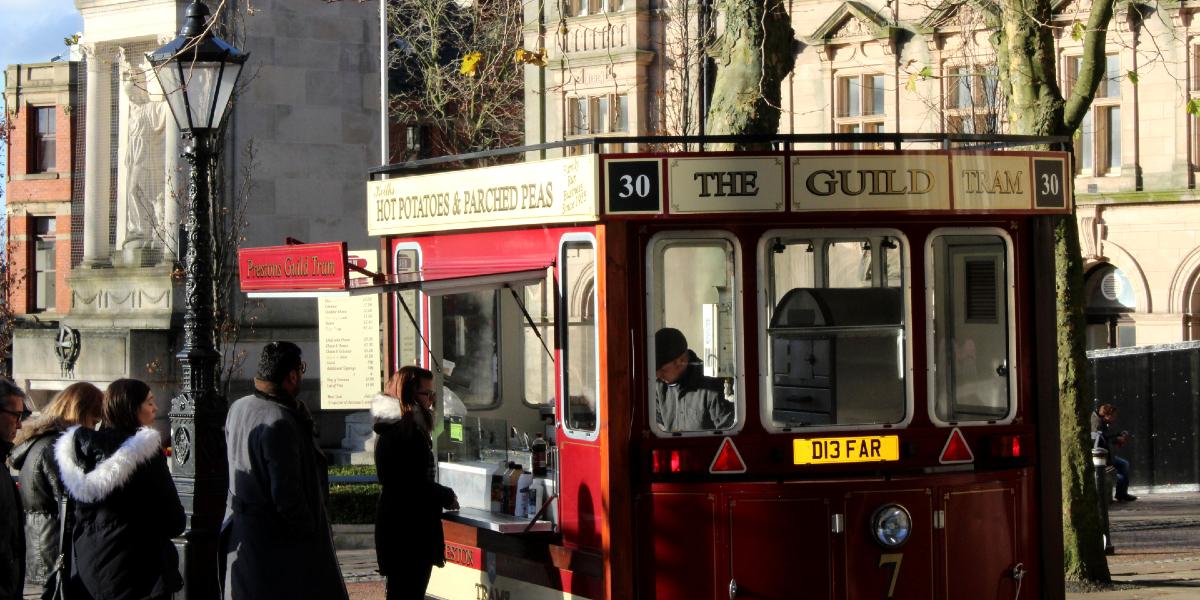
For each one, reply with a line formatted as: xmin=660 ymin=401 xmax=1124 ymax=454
xmin=42 ymin=382 xmax=104 ymax=426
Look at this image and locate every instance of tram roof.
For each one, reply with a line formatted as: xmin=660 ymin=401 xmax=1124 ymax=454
xmin=366 ymin=134 xmax=1075 ymax=238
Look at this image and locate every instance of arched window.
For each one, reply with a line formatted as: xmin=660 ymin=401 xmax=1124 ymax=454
xmin=1084 ymin=264 xmax=1136 ymax=349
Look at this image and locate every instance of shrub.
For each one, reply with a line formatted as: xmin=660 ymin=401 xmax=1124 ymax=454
xmin=328 ymin=483 xmax=380 ymax=524
xmin=328 ymin=464 xmax=377 ymax=477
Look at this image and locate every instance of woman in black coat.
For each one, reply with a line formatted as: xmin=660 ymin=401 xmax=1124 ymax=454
xmin=10 ymin=383 xmax=103 ymax=593
xmin=373 ymin=366 xmax=458 ymax=600
xmin=55 ymin=379 xmax=185 ymax=600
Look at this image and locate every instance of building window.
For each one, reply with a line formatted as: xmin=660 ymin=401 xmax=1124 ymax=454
xmin=31 ymin=107 xmax=56 ymax=173
xmin=945 ymin=65 xmax=1000 ymax=134
xmin=1064 ymin=54 xmax=1121 ymax=175
xmin=404 ymin=124 xmax=430 ymax=158
xmin=834 ymin=73 xmax=885 ymax=149
xmin=33 ymin=217 xmax=56 ymax=312
xmin=565 ymin=0 xmax=621 ymax=17
xmin=567 ymin=94 xmax=629 ymax=136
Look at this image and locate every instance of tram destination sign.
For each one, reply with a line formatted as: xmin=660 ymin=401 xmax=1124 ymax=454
xmin=793 ymin=435 xmax=900 ymax=465
xmin=367 ymin=155 xmax=599 ymax=235
xmin=790 ymin=152 xmax=1071 ymax=212
xmin=238 ymin=242 xmax=349 ymax=292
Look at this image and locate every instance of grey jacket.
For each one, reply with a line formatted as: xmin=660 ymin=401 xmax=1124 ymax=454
xmin=655 ymin=352 xmax=735 ymax=432
xmin=221 ymin=384 xmax=347 ymax=600
xmin=10 ymin=415 xmax=69 ymax=585
xmin=0 ymin=440 xmax=25 ymax=600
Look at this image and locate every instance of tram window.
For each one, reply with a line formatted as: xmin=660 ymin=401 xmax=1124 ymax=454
xmin=392 ymin=247 xmax=422 ymax=369
xmin=764 ymin=232 xmax=907 ymax=429
xmin=562 ymin=240 xmax=599 ymax=435
xmin=440 ymin=290 xmax=501 ymax=410
xmin=648 ymin=234 xmax=739 ymax=434
xmin=522 ymin=279 xmax=556 ymax=408
xmin=929 ymin=233 xmax=1012 ymax=424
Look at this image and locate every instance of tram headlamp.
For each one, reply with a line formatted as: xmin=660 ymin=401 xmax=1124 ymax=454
xmin=870 ymin=504 xmax=912 ymax=548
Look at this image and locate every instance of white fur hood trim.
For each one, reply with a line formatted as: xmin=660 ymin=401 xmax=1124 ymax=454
xmin=371 ymin=394 xmax=403 ymax=423
xmin=55 ymin=426 xmax=163 ymax=503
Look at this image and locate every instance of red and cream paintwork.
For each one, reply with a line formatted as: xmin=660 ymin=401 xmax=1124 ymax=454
xmin=249 ymin=146 xmax=1072 ymax=599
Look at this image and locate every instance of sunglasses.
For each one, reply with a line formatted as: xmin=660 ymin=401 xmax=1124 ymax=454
xmin=0 ymin=408 xmax=31 ymax=420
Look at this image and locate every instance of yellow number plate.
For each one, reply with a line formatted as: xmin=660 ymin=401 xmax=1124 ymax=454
xmin=793 ymin=435 xmax=900 ymax=465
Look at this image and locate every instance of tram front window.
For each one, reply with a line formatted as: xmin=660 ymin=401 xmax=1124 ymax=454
xmin=648 ymin=234 xmax=740 ymax=434
xmin=764 ymin=231 xmax=907 ymax=429
xmin=929 ymin=232 xmax=1012 ymax=423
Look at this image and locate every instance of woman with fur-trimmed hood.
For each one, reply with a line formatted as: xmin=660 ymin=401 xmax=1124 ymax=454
xmin=373 ymin=366 xmax=458 ymax=600
xmin=10 ymin=382 xmax=102 ymax=590
xmin=55 ymin=379 xmax=184 ymax=600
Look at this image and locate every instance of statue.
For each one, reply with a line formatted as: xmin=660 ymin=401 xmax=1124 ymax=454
xmin=119 ymin=50 xmax=168 ymax=249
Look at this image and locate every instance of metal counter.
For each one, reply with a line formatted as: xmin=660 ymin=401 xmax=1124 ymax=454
xmin=443 ymin=507 xmax=554 ymax=534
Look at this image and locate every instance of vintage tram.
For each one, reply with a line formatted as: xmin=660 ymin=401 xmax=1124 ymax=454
xmin=247 ymin=135 xmax=1070 ymax=599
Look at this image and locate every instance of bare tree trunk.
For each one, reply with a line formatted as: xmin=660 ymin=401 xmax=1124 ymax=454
xmin=999 ymin=0 xmax=1115 ymax=583
xmin=703 ymin=0 xmax=793 ymax=149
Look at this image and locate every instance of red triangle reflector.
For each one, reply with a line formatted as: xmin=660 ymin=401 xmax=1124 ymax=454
xmin=940 ymin=428 xmax=975 ymax=464
xmin=710 ymin=437 xmax=747 ymax=474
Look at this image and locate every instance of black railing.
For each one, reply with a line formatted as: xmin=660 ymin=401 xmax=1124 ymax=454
xmin=369 ymin=133 xmax=1074 ymax=178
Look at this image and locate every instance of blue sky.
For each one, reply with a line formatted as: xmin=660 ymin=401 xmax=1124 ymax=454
xmin=1 ymin=0 xmax=83 ymax=201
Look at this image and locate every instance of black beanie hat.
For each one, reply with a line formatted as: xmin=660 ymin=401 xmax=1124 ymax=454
xmin=655 ymin=327 xmax=688 ymax=370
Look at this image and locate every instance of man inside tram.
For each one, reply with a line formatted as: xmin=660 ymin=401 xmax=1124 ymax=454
xmin=654 ymin=327 xmax=735 ymax=432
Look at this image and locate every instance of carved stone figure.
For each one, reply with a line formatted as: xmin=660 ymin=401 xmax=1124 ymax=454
xmin=119 ymin=52 xmax=168 ymax=249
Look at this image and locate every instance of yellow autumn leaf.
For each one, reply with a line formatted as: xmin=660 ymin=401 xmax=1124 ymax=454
xmin=460 ymin=51 xmax=482 ymax=77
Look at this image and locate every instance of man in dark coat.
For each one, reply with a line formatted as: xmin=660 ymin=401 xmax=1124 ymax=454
xmin=654 ymin=328 xmax=735 ymax=432
xmin=0 ymin=378 xmax=28 ymax=600
xmin=221 ymin=342 xmax=348 ymax=600
xmin=1092 ymin=403 xmax=1137 ymax=502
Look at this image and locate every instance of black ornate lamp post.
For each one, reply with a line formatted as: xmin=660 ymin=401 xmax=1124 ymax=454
xmin=148 ymin=3 xmax=248 ymax=598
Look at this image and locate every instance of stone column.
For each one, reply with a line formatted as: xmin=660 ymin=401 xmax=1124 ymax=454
xmin=82 ymin=46 xmax=111 ymax=267
xmin=163 ymin=115 xmax=181 ymax=262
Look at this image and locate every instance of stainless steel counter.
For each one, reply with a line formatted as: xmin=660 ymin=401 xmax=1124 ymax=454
xmin=443 ymin=507 xmax=554 ymax=534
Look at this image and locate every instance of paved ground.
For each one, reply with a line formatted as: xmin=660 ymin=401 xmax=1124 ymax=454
xmin=1068 ymin=492 xmax=1200 ymax=599
xmin=22 ymin=493 xmax=1200 ymax=599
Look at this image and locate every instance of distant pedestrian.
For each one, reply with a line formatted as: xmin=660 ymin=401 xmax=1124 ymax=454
xmin=372 ymin=366 xmax=458 ymax=600
xmin=0 ymin=378 xmax=29 ymax=600
xmin=55 ymin=378 xmax=185 ymax=600
xmin=221 ymin=341 xmax=348 ymax=600
xmin=10 ymin=382 xmax=102 ymax=595
xmin=1092 ymin=403 xmax=1137 ymax=502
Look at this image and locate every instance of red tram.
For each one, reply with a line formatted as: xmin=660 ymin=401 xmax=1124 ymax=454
xmin=250 ymin=136 xmax=1070 ymax=599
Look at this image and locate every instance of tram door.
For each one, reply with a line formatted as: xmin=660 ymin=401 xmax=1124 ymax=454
xmin=727 ymin=496 xmax=833 ymax=599
xmin=930 ymin=234 xmax=1011 ymax=423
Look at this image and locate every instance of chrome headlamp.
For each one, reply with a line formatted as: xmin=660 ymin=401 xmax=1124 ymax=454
xmin=871 ymin=504 xmax=912 ymax=548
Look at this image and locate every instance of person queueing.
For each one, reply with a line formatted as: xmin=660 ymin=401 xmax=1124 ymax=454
xmin=222 ymin=341 xmax=348 ymax=600
xmin=654 ymin=327 xmax=735 ymax=433
xmin=0 ymin=378 xmax=29 ymax=600
xmin=11 ymin=383 xmax=103 ymax=595
xmin=1092 ymin=403 xmax=1137 ymax=502
xmin=55 ymin=379 xmax=185 ymax=600
xmin=372 ymin=366 xmax=459 ymax=600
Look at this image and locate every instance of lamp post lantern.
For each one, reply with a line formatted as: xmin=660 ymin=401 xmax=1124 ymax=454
xmin=148 ymin=2 xmax=248 ymax=597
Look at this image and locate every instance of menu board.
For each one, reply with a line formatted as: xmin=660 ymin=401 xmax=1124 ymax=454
xmin=318 ymin=250 xmax=382 ymax=409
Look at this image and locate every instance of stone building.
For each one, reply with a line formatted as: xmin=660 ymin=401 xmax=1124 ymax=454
xmin=534 ymin=0 xmax=1200 ymax=349
xmin=4 ymin=0 xmax=380 ymax=445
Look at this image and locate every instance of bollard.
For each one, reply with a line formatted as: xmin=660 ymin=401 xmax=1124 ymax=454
xmin=1092 ymin=447 xmax=1115 ymax=554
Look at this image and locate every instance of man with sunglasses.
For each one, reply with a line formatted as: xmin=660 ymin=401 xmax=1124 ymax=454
xmin=221 ymin=342 xmax=348 ymax=600
xmin=0 ymin=377 xmax=28 ymax=600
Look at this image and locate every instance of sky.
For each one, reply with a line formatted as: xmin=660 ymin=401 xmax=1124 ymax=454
xmin=0 ymin=0 xmax=83 ymax=201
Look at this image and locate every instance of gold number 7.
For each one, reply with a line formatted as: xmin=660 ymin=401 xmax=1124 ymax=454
xmin=878 ymin=553 xmax=904 ymax=598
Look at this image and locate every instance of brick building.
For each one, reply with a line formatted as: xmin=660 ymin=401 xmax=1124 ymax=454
xmin=3 ymin=61 xmax=80 ymax=319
